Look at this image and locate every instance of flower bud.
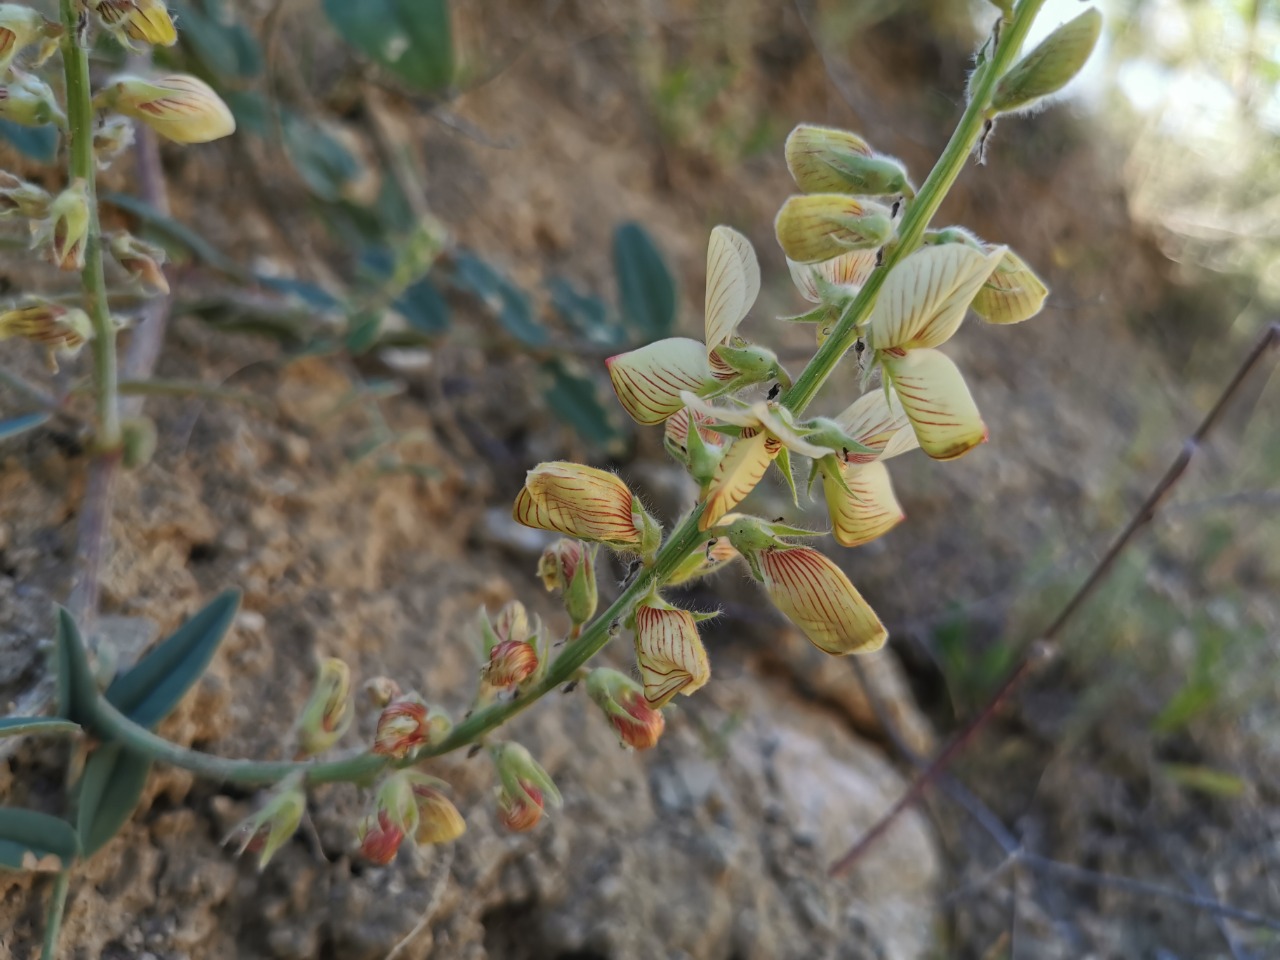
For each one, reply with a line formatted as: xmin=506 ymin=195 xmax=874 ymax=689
xmin=492 ymin=600 xmax=530 ymax=648
xmin=756 ymin=547 xmax=886 ymax=655
xmin=224 ymin=772 xmax=306 ymax=871
xmin=109 ymin=231 xmax=169 ymax=295
xmin=0 ymin=5 xmax=61 ymax=73
xmin=357 ymin=774 xmax=418 ymax=865
xmin=405 ymin=774 xmax=467 ymax=845
xmin=586 ymin=668 xmax=666 ymax=750
xmin=537 ymin=539 xmax=598 ymax=627
xmin=774 ymin=195 xmax=893 ymax=264
xmin=0 ymin=71 xmax=64 ymax=128
xmin=665 ymin=534 xmax=737 ymax=586
xmin=784 ymin=124 xmax=913 ymax=197
xmin=513 ymin=461 xmax=660 ymax=557
xmin=491 ymin=742 xmax=561 ymax=833
xmin=294 ymin=657 xmax=353 ymax=758
xmin=633 ymin=602 xmax=711 ymax=708
xmin=485 ymin=638 xmax=539 ymax=688
xmin=0 ymin=171 xmax=52 ymax=220
xmin=45 ymin=179 xmax=90 ymax=273
xmin=0 ymin=302 xmax=93 ymax=372
xmin=372 ymin=694 xmax=450 ymax=759
xmin=92 ymin=0 xmax=177 ymax=49
xmin=364 ymin=676 xmax=402 ymax=708
xmin=95 ymin=74 xmax=236 ymax=144
xmin=991 ymin=8 xmax=1102 ymax=116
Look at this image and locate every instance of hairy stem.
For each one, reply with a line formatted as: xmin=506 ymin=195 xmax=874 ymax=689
xmin=782 ymin=0 xmax=1046 ymax=415
xmin=59 ymin=0 xmax=119 ymax=449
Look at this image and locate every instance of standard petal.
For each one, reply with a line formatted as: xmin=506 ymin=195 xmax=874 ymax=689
xmin=759 ymin=547 xmax=887 ymax=654
xmin=868 ymin=244 xmax=1005 ymax=351
xmin=633 ymin=605 xmax=711 ymax=707
xmin=704 ymin=225 xmax=761 ymax=353
xmin=833 ymin=388 xmax=915 ymax=463
xmin=700 ymin=430 xmax=780 ymax=530
xmin=881 ymin=348 xmax=987 ymax=461
xmin=823 ymin=461 xmax=905 ymax=548
xmin=971 ymin=248 xmax=1049 ymax=325
xmin=514 ymin=462 xmax=642 ymax=545
xmin=606 ymin=337 xmax=717 ymax=425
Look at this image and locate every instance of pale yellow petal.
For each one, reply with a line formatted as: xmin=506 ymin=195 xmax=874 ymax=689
xmin=881 ymin=349 xmax=987 ymax=461
xmin=824 ymin=461 xmax=904 ymax=548
xmin=704 ymin=226 xmax=760 ymax=353
xmin=750 ymin=403 xmax=837 ymax=460
xmin=759 ymin=547 xmax=887 ymax=654
xmin=679 ymin=390 xmax=762 ymax=429
xmin=833 ymin=388 xmax=912 ymax=462
xmin=972 ymin=248 xmax=1049 ymax=324
xmin=868 ymin=244 xmax=1005 ymax=350
xmin=606 ymin=337 xmax=716 ymax=425
xmin=634 ymin=605 xmax=710 ymax=707
xmin=775 ymin=195 xmax=893 ymax=264
xmin=514 ymin=462 xmax=642 ymax=545
xmin=787 ymin=250 xmax=877 ymax=304
xmin=700 ymin=430 xmax=780 ymax=530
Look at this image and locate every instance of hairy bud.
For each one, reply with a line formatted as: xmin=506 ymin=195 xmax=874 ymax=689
xmin=991 ymin=8 xmax=1102 ymax=116
xmin=92 ymin=0 xmax=177 ymax=49
xmin=0 ymin=302 xmax=93 ymax=372
xmin=537 ymin=539 xmax=598 ymax=627
xmin=96 ymin=74 xmax=236 ymax=144
xmin=785 ymin=124 xmax=913 ymax=197
xmin=587 ymin=668 xmax=666 ymax=750
xmin=774 ymin=194 xmax=894 ymax=264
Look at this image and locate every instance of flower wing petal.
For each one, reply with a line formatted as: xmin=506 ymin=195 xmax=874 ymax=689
xmin=760 ymin=547 xmax=887 ymax=654
xmin=824 ymin=461 xmax=905 ymax=548
xmin=868 ymin=244 xmax=1004 ymax=350
xmin=704 ymin=225 xmax=760 ymax=354
xmin=606 ymin=337 xmax=716 ymax=425
xmin=881 ymin=348 xmax=987 ymax=461
xmin=700 ymin=430 xmax=780 ymax=530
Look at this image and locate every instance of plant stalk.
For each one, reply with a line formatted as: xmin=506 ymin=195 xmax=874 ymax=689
xmin=40 ymin=870 xmax=70 ymax=960
xmin=782 ymin=0 xmax=1047 ymax=415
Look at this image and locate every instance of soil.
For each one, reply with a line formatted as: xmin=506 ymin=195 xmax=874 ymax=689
xmin=2 ymin=2 xmax=1277 ymax=959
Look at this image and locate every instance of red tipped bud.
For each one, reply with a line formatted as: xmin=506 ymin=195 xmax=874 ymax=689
xmin=357 ymin=774 xmax=417 ymax=865
xmin=485 ymin=639 xmax=539 ymax=688
xmin=491 ymin=742 xmax=561 ymax=833
xmin=537 ymin=539 xmax=598 ymax=626
xmin=587 ymin=668 xmax=665 ymax=750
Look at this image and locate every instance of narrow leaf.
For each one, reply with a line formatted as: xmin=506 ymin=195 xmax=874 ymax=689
xmin=321 ymin=0 xmax=454 ymax=93
xmin=0 ymin=809 xmax=79 ymax=872
xmin=614 ymin=223 xmax=677 ymax=340
xmin=0 ymin=411 xmax=51 ymax=442
xmin=75 ymin=745 xmax=153 ymax=857
xmin=53 ymin=607 xmax=99 ymax=727
xmin=105 ymin=590 xmax=240 ymax=730
xmin=0 ymin=717 xmax=80 ymax=740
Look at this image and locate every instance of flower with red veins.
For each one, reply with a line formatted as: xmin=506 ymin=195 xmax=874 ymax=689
xmin=633 ymin=602 xmax=711 ymax=708
xmin=372 ymin=695 xmax=450 ymax=759
xmin=491 ymin=743 xmax=561 ymax=833
xmin=357 ymin=809 xmax=406 ymax=865
xmin=587 ymin=668 xmax=666 ymax=750
xmin=757 ymin=546 xmax=886 ymax=655
xmin=512 ymin=461 xmax=659 ymax=556
xmin=485 ymin=638 xmax=538 ymax=688
xmin=497 ymin=782 xmax=545 ymax=833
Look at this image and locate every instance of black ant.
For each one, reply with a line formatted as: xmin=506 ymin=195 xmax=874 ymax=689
xmin=766 ymin=382 xmax=781 ymax=401
xmin=561 ymin=680 xmax=580 ymax=694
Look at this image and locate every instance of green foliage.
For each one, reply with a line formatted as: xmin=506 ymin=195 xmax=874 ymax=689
xmin=321 ymin=0 xmax=453 ymax=94
xmin=0 ymin=717 xmax=80 ymax=739
xmin=0 ymin=118 xmax=57 ymax=161
xmin=105 ymin=590 xmax=241 ymax=730
xmin=75 ymin=745 xmax=153 ymax=857
xmin=613 ymin=222 xmax=677 ymax=341
xmin=0 ymin=411 xmax=51 ymax=442
xmin=0 ymin=809 xmax=79 ymax=872
xmin=53 ymin=608 xmax=100 ymax=728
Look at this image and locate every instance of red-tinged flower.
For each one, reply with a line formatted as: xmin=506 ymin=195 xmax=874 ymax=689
xmin=294 ymin=657 xmax=353 ymax=758
xmin=633 ymin=603 xmax=711 ymax=708
xmin=498 ymin=782 xmax=544 ymax=833
xmin=587 ymin=668 xmax=665 ymax=750
xmin=372 ymin=696 xmax=449 ymax=759
xmin=537 ymin=539 xmax=598 ymax=626
xmin=758 ymin=547 xmax=886 ymax=655
xmin=513 ymin=461 xmax=658 ymax=555
xmin=357 ymin=809 xmax=405 ymax=865
xmin=485 ymin=639 xmax=538 ymax=688
xmin=223 ymin=773 xmax=306 ymax=871
xmin=406 ymin=776 xmax=466 ymax=846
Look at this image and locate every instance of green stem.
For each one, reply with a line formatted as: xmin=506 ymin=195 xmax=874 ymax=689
xmin=81 ymin=510 xmax=710 ymax=784
xmin=781 ymin=0 xmax=1047 ymax=416
xmin=41 ymin=869 xmax=70 ymax=960
xmin=59 ymin=0 xmax=120 ymax=449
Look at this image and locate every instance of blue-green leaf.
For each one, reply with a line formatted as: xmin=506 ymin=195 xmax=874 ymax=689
xmin=321 ymin=0 xmax=453 ymax=94
xmin=53 ymin=607 xmax=99 ymax=728
xmin=0 ymin=717 xmax=80 ymax=740
xmin=105 ymin=590 xmax=240 ymax=730
xmin=0 ymin=411 xmax=51 ymax=442
xmin=613 ymin=222 xmax=676 ymax=340
xmin=0 ymin=809 xmax=79 ymax=871
xmin=452 ymin=252 xmax=548 ymax=347
xmin=541 ymin=359 xmax=625 ymax=455
xmin=547 ymin=277 xmax=623 ymax=347
xmin=75 ymin=745 xmax=152 ymax=857
xmin=0 ymin=118 xmax=57 ymax=162
xmin=397 ymin=277 xmax=450 ymax=335
xmin=169 ymin=0 xmax=262 ymax=78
